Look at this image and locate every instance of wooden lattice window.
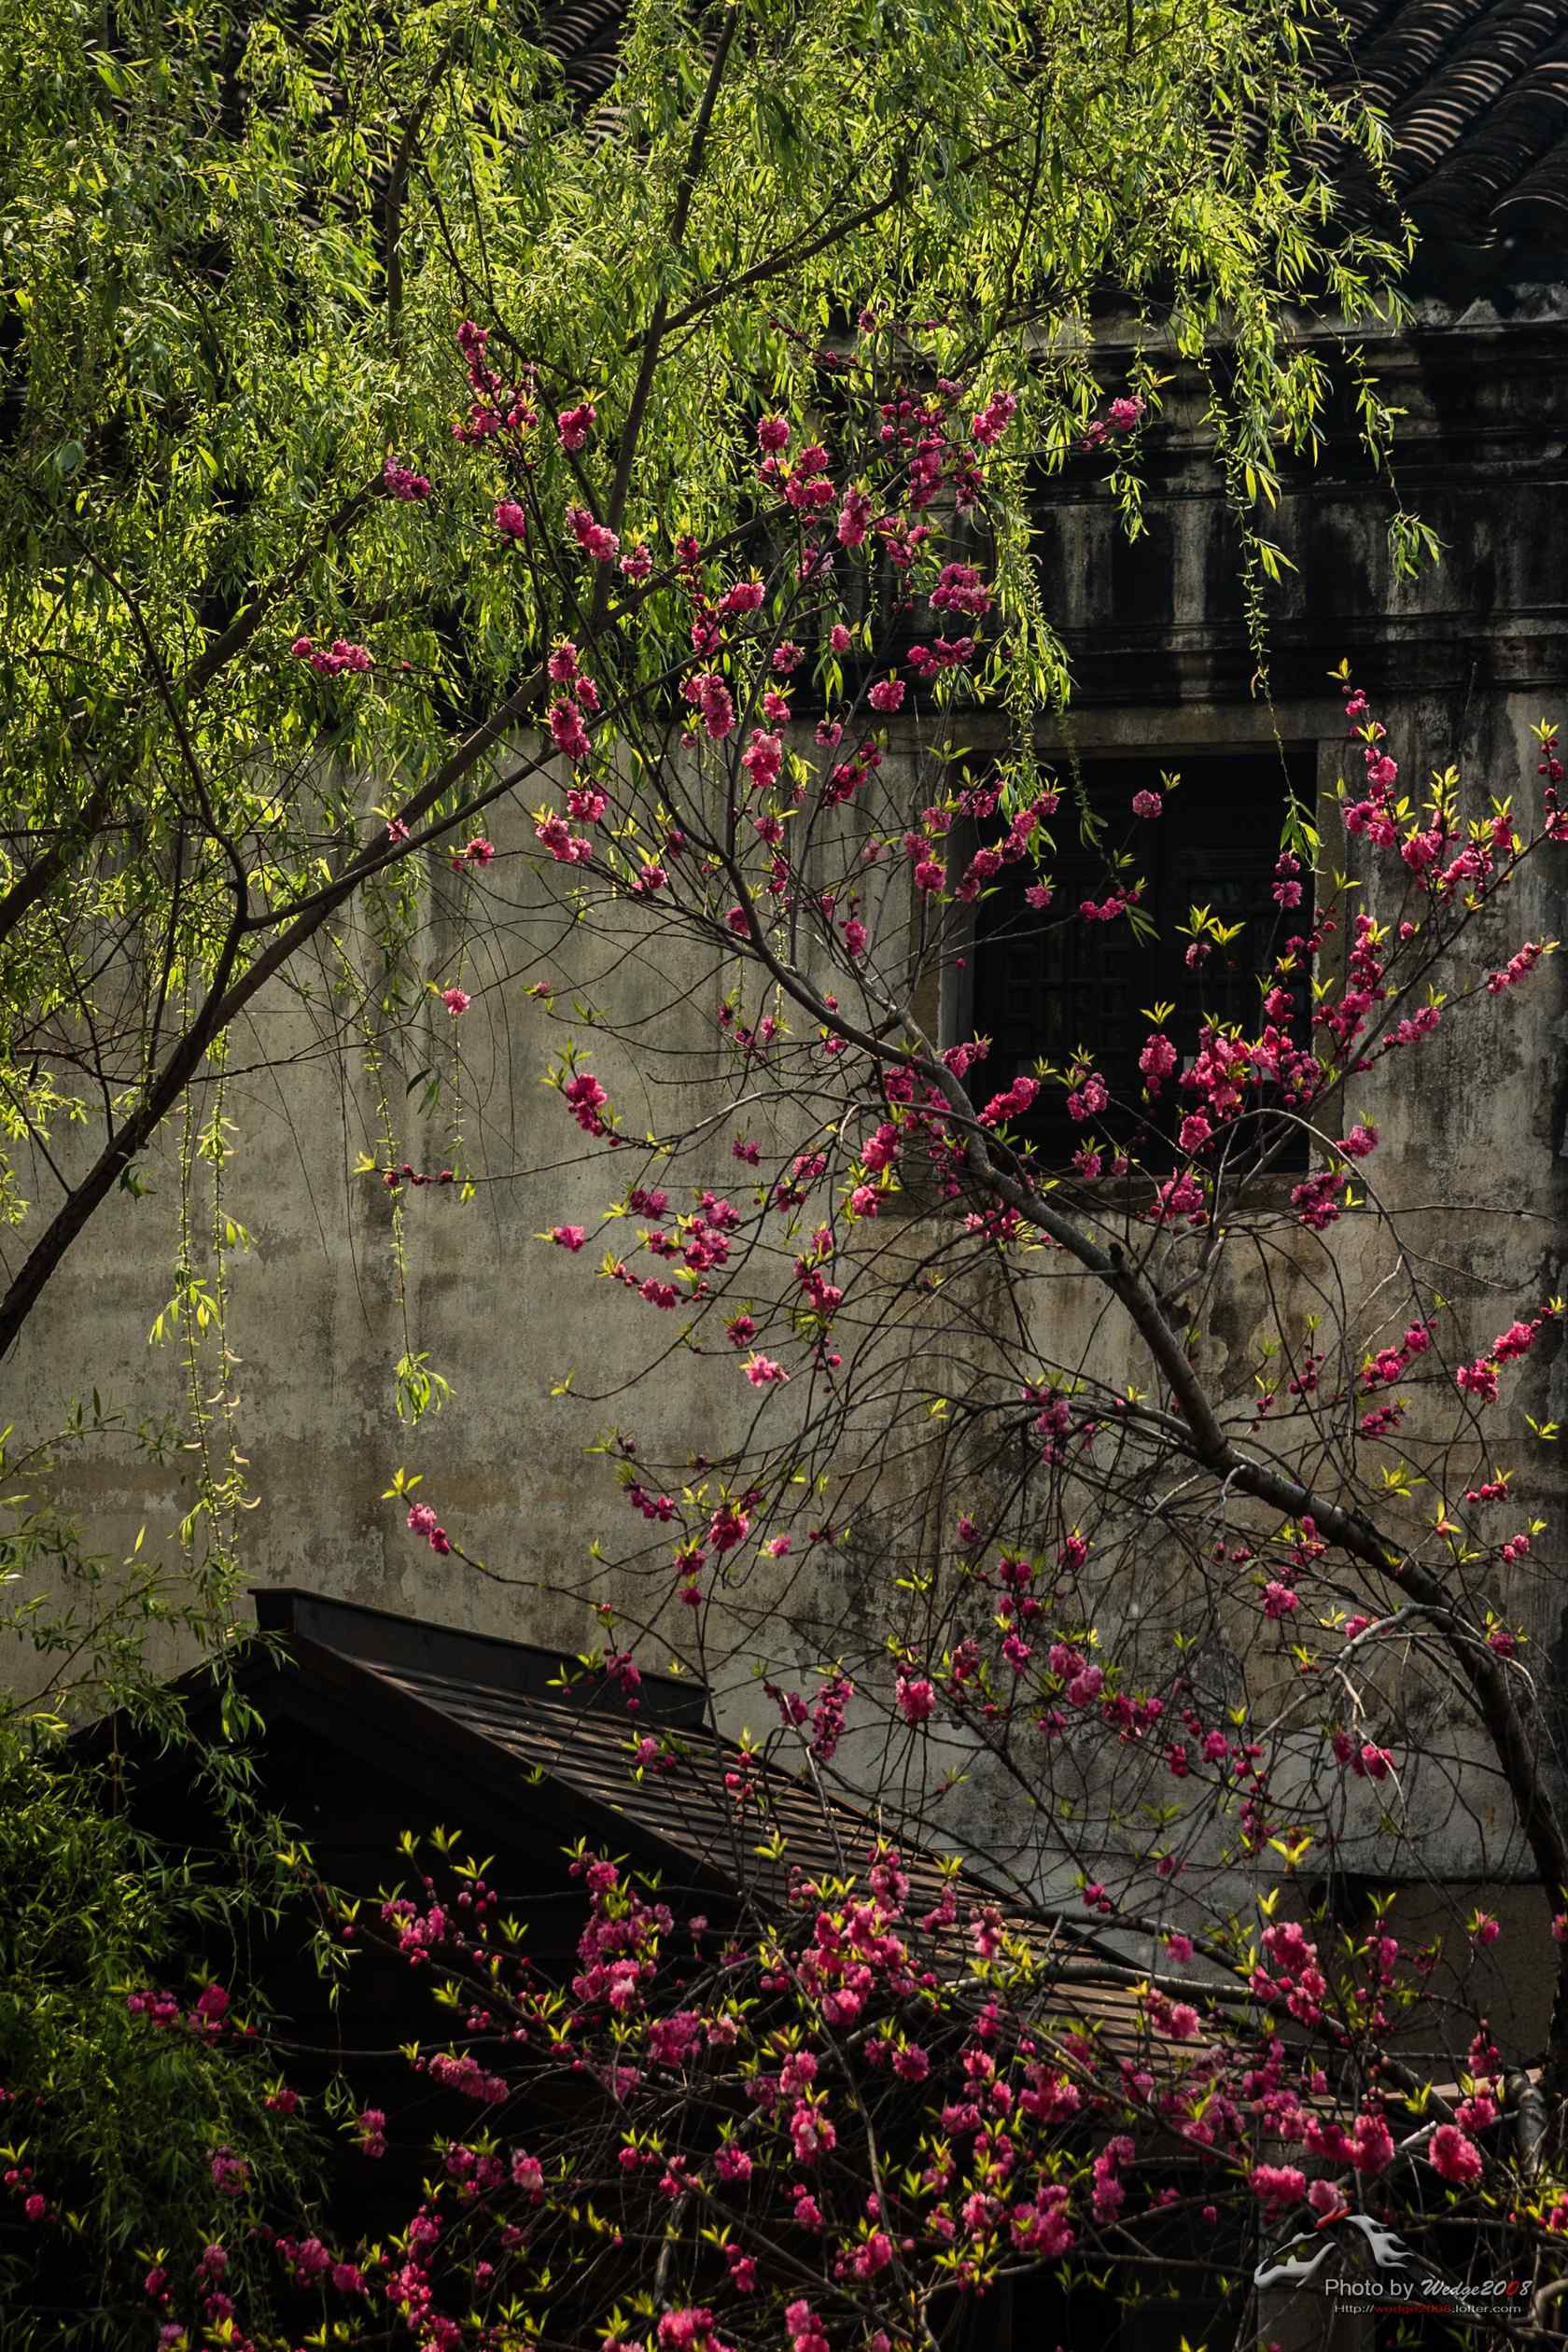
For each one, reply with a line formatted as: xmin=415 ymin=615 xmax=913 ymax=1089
xmin=964 ymin=750 xmax=1317 ymax=1168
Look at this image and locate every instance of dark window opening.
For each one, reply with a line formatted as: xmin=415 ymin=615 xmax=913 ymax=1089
xmin=966 ymin=751 xmax=1317 ymax=1172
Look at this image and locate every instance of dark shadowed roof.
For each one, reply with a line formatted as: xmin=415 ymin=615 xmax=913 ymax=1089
xmin=230 ymin=1597 xmax=1499 ymax=2097
xmin=539 ymin=0 xmax=1568 ymax=252
xmin=85 ymin=1589 xmax=1497 ymax=2104
xmin=227 ymin=1590 xmax=1176 ymax=2065
xmin=247 ymin=1589 xmax=1058 ymax=1925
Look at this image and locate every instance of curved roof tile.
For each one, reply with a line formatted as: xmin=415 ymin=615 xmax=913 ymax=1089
xmin=1329 ymin=0 xmax=1568 ymax=241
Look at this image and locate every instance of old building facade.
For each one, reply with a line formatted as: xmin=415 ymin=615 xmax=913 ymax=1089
xmin=7 ymin=0 xmax=1568 ymax=2039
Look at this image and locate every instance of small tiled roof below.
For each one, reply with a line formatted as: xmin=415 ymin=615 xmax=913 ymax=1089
xmin=280 ymin=1613 xmax=1482 ymax=2103
xmin=89 ymin=1589 xmax=1494 ymax=2107
xmin=246 ymin=1591 xmax=1201 ymax=2071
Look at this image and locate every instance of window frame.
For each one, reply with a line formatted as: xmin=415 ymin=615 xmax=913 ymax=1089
xmin=942 ymin=736 xmax=1327 ymax=1177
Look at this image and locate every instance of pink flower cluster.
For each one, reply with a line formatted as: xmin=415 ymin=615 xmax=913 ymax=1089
xmin=930 ymin=561 xmax=991 ymax=618
xmin=970 ymin=387 xmax=1017 ymax=446
xmin=407 ymin=1500 xmax=452 ymax=1557
xmin=896 ymin=1673 xmax=936 ymax=1724
xmin=450 ymin=834 xmax=496 ymax=874
xmin=290 ymin=634 xmax=373 ymax=676
xmin=686 ymin=670 xmax=735 ymax=740
xmin=1486 ymin=940 xmax=1546 ymax=994
xmin=1456 ymin=1313 xmax=1546 ymax=1401
xmin=906 ymin=634 xmax=975 ymax=680
xmin=382 ymin=455 xmax=431 ymax=500
xmin=1080 ymin=393 xmax=1145 ymax=451
xmin=556 ymin=400 xmax=596 ymax=450
xmin=562 ymin=1070 xmax=610 ymax=1138
xmin=567 ymin=504 xmax=620 ymax=563
xmin=452 ymin=318 xmax=538 ymax=444
xmin=979 ymin=1076 xmax=1040 ymax=1127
